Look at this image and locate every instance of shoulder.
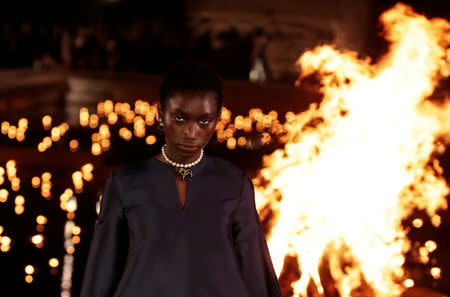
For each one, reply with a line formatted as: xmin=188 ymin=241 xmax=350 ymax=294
xmin=205 ymin=155 xmax=245 ymax=178
xmin=204 ymin=155 xmax=253 ymax=192
xmin=109 ymin=158 xmax=153 ymax=184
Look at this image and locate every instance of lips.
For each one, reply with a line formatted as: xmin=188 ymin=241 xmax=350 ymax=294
xmin=178 ymin=144 xmax=199 ymax=151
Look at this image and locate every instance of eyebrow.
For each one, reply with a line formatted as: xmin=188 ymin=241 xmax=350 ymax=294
xmin=170 ymin=108 xmax=215 ymax=118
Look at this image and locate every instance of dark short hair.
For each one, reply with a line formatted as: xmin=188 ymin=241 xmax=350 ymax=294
xmin=159 ymin=61 xmax=223 ymax=113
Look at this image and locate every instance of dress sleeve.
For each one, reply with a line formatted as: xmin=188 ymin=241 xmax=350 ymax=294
xmin=80 ymin=172 xmax=128 ymax=297
xmin=232 ymin=174 xmax=284 ymax=297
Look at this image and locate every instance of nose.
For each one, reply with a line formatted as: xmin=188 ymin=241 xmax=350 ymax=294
xmin=184 ymin=121 xmax=198 ymax=140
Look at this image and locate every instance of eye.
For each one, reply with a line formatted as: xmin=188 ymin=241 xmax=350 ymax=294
xmin=199 ymin=119 xmax=211 ymax=125
xmin=174 ymin=116 xmax=184 ymax=122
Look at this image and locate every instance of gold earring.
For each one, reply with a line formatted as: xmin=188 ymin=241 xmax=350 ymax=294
xmin=158 ymin=121 xmax=164 ymax=134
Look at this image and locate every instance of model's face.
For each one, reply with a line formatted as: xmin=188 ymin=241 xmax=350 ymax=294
xmin=159 ymin=93 xmax=220 ymax=162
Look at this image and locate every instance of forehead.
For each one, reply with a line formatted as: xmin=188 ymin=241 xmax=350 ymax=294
xmin=164 ymin=93 xmax=219 ymax=115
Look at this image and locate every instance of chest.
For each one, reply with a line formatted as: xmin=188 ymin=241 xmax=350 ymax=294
xmin=122 ymin=175 xmax=242 ymax=243
xmin=174 ymin=175 xmax=187 ymax=208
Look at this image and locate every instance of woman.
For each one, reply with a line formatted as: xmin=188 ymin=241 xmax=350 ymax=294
xmin=80 ymin=62 xmax=283 ymax=297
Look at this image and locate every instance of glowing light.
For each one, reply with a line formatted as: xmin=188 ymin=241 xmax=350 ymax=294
xmin=260 ymin=132 xmax=271 ymax=145
xmin=89 ymin=114 xmax=99 ymax=129
xmin=403 ymin=279 xmax=414 ymax=288
xmin=69 ymin=139 xmax=79 ymax=152
xmin=72 ymin=226 xmax=81 ymax=235
xmin=79 ymin=108 xmax=89 ymax=127
xmin=431 ymin=214 xmax=441 ymax=227
xmin=66 ymin=197 xmax=77 ymax=212
xmin=0 ymin=189 xmax=8 ymax=202
xmin=7 ymin=126 xmax=17 ymax=139
xmin=43 ymin=136 xmax=52 ymax=149
xmin=15 ymin=205 xmax=24 ymax=215
xmin=1 ymin=121 xmax=9 ymax=134
xmin=25 ymin=265 xmax=34 ymax=274
xmin=97 ymin=102 xmax=105 ymax=116
xmin=419 ymin=247 xmax=430 ymax=263
xmin=221 ymin=107 xmax=232 ymax=124
xmin=36 ymin=215 xmax=47 ymax=225
xmin=146 ymin=135 xmax=157 ymax=145
xmin=91 ymin=143 xmax=101 ymax=156
xmin=49 ymin=258 xmax=59 ymax=268
xmin=104 ymin=100 xmax=114 ymax=115
xmin=107 ymin=112 xmax=118 ymax=124
xmin=66 ymin=246 xmax=75 ymax=254
xmin=412 ymin=218 xmax=424 ymax=228
xmin=31 ymin=235 xmax=43 ymax=245
xmin=11 ymin=177 xmax=20 ymax=191
xmin=15 ymin=195 xmax=24 ymax=205
xmin=100 ymin=139 xmax=110 ymax=151
xmin=430 ymin=267 xmax=441 ymax=279
xmin=72 ymin=236 xmax=80 ymax=244
xmin=31 ymin=176 xmax=40 ymax=188
xmin=38 ymin=142 xmax=46 ymax=152
xmin=49 ymin=127 xmax=60 ymax=142
xmin=226 ymin=137 xmax=236 ymax=149
xmin=237 ymin=136 xmax=247 ymax=147
xmin=1 ymin=236 xmax=11 ymax=246
xmin=16 ymin=132 xmax=25 ymax=142
xmin=0 ymin=226 xmax=3 ymax=235
xmin=1 ymin=245 xmax=10 ymax=252
xmin=42 ymin=115 xmax=52 ymax=130
xmin=42 ymin=172 xmax=51 ymax=182
xmin=119 ymin=128 xmax=132 ymax=141
xmin=25 ymin=275 xmax=33 ymax=283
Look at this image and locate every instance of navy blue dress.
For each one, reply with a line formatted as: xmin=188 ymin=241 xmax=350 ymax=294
xmin=80 ymin=155 xmax=283 ymax=297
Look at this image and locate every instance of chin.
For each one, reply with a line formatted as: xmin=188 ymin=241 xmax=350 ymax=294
xmin=177 ymin=144 xmax=201 ymax=153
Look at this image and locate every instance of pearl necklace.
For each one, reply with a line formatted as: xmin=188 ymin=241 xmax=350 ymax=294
xmin=161 ymin=144 xmax=203 ymax=179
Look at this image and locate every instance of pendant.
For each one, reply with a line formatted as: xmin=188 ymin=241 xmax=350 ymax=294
xmin=177 ymin=167 xmax=193 ymax=180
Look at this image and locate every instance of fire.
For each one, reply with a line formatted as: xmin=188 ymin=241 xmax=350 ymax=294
xmin=254 ymin=3 xmax=450 ymax=297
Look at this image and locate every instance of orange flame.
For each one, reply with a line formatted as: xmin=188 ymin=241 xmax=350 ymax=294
xmin=255 ymin=4 xmax=450 ymax=297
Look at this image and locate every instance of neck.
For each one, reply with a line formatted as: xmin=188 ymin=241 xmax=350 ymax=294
xmin=162 ymin=144 xmax=203 ymax=167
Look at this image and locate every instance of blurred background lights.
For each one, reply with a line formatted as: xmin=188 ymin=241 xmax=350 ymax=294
xmin=72 ymin=226 xmax=81 ymax=236
xmin=425 ymin=240 xmax=437 ymax=253
xmin=15 ymin=205 xmax=24 ymax=215
xmin=72 ymin=235 xmax=80 ymax=244
xmin=15 ymin=195 xmax=24 ymax=205
xmin=25 ymin=275 xmax=33 ymax=283
xmin=69 ymin=139 xmax=79 ymax=152
xmin=0 ymin=189 xmax=8 ymax=202
xmin=66 ymin=197 xmax=77 ymax=213
xmin=404 ymin=279 xmax=414 ymax=288
xmin=42 ymin=115 xmax=52 ymax=130
xmin=31 ymin=234 xmax=44 ymax=246
xmin=412 ymin=218 xmax=423 ymax=228
xmin=36 ymin=215 xmax=47 ymax=225
xmin=146 ymin=135 xmax=156 ymax=145
xmin=25 ymin=265 xmax=34 ymax=275
xmin=49 ymin=258 xmax=59 ymax=268
xmin=79 ymin=108 xmax=89 ymax=126
xmin=431 ymin=215 xmax=441 ymax=227
xmin=431 ymin=267 xmax=441 ymax=279
xmin=31 ymin=176 xmax=41 ymax=188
